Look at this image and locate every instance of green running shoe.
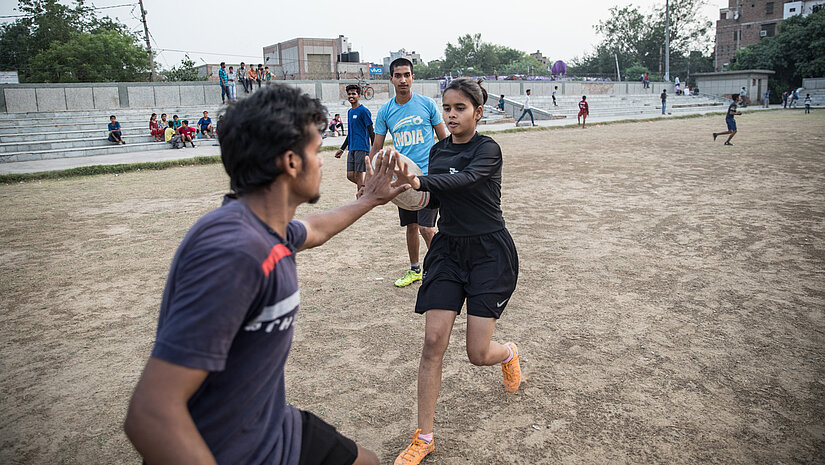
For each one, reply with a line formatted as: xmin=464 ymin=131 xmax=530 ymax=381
xmin=394 ymin=269 xmax=422 ymax=287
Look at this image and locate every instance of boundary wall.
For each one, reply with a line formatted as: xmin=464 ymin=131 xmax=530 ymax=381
xmin=0 ymin=80 xmax=670 ymax=114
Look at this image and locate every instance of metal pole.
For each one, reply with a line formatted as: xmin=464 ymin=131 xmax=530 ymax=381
xmin=138 ymin=0 xmax=156 ymax=82
xmin=615 ymin=53 xmax=621 ymax=81
xmin=664 ymin=0 xmax=670 ymax=81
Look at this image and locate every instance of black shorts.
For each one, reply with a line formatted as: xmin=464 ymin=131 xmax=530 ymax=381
xmin=398 ymin=206 xmax=437 ymax=227
xmin=298 ymin=410 xmax=358 ymax=465
xmin=346 ymin=150 xmax=367 ymax=172
xmin=415 ymin=228 xmax=518 ymax=318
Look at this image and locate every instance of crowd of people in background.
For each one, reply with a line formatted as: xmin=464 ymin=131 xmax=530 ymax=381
xmin=105 ymin=111 xmax=222 ymax=148
xmin=218 ymin=61 xmax=275 ymax=104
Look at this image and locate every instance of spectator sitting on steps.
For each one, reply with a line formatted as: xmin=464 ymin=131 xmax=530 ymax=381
xmin=165 ymin=121 xmax=182 ymax=149
xmin=178 ymin=120 xmax=197 ymax=148
xmin=328 ymin=113 xmax=344 ymax=137
xmin=108 ymin=115 xmax=125 ymax=144
xmin=197 ymin=111 xmax=214 ymax=138
xmin=172 ymin=115 xmax=181 ymax=129
xmin=150 ymin=113 xmax=164 ymax=142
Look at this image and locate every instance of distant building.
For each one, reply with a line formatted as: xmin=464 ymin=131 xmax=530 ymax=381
xmin=263 ymin=35 xmax=369 ymax=80
xmin=529 ymin=50 xmax=549 ymax=67
xmin=783 ymin=0 xmax=825 ymax=17
xmin=714 ymin=0 xmax=825 ymax=71
xmin=382 ymin=49 xmax=423 ymax=74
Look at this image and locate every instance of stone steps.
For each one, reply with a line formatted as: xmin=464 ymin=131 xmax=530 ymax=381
xmin=0 ymin=138 xmax=218 ymax=163
xmin=0 ymin=134 xmax=162 ymax=153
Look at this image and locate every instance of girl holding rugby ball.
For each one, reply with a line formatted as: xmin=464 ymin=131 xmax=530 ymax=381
xmin=391 ymin=77 xmax=521 ymax=465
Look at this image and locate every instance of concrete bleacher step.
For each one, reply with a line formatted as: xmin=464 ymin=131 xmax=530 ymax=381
xmin=0 ymin=138 xmax=218 ymax=163
xmin=0 ymin=134 xmax=162 ymax=153
xmin=0 ymin=127 xmax=151 ymax=143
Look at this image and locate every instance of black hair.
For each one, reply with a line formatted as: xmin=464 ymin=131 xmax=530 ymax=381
xmin=182 ymin=120 xmax=188 ymax=125
xmin=229 ymin=66 xmax=234 ymax=70
xmin=203 ymin=110 xmax=208 ymax=114
xmin=173 ymin=114 xmax=179 ymax=119
xmin=110 ymin=115 xmax=116 ymax=119
xmin=500 ymin=94 xmax=504 ymax=98
xmin=444 ymin=77 xmax=488 ymax=109
xmin=167 ymin=121 xmax=174 ymax=128
xmin=582 ymin=95 xmax=586 ymax=100
xmin=151 ymin=113 xmax=157 ymax=118
xmin=390 ymin=58 xmax=413 ymax=75
xmin=240 ymin=62 xmax=245 ymax=65
xmin=219 ymin=84 xmax=327 ymax=196
xmin=220 ymin=61 xmax=225 ymax=66
xmin=526 ymin=89 xmax=531 ymax=94
xmin=346 ymin=84 xmax=361 ymax=95
xmin=161 ymin=113 xmax=166 ymax=118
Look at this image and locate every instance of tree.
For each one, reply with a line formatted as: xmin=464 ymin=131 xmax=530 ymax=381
xmin=732 ymin=9 xmax=825 ymax=101
xmin=27 ymin=30 xmax=150 ymax=82
xmin=0 ymin=0 xmax=148 ymax=82
xmin=443 ymin=34 xmax=528 ymax=76
xmin=162 ymin=54 xmax=207 ymax=82
xmin=572 ymin=0 xmax=714 ymax=82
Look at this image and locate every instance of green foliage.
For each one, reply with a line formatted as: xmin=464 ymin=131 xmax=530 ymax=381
xmin=499 ymin=55 xmax=547 ymax=76
xmin=27 ymin=30 xmax=150 ymax=82
xmin=0 ymin=0 xmax=148 ymax=82
xmin=443 ymin=34 xmax=531 ymax=76
xmin=571 ymin=0 xmax=714 ymax=81
xmin=162 ymin=54 xmax=208 ymax=82
xmin=732 ymin=9 xmax=825 ymax=100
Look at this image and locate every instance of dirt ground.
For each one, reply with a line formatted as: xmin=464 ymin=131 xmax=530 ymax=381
xmin=1 ymin=111 xmax=823 ymax=464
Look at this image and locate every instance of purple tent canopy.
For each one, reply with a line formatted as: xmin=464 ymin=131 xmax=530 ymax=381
xmin=551 ymin=60 xmax=567 ymax=76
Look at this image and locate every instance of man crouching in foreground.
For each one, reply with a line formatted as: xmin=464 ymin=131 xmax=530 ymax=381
xmin=124 ymin=84 xmax=409 ymax=465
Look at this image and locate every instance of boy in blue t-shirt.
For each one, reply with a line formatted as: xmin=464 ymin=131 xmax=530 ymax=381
xmin=335 ymin=84 xmax=375 ymax=195
xmin=197 ymin=111 xmax=214 ymax=138
xmin=712 ymin=95 xmax=743 ymax=146
xmin=107 ymin=115 xmax=124 ymax=144
xmin=370 ymin=58 xmax=447 ymax=288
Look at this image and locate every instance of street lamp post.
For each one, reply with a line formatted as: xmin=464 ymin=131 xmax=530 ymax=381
xmin=664 ymin=0 xmax=670 ymax=82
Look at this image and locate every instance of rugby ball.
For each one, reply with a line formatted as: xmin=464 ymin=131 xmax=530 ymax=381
xmin=371 ymin=152 xmax=430 ymax=211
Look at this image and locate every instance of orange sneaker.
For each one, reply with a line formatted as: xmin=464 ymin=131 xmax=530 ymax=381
xmin=502 ymin=342 xmax=521 ymax=393
xmin=394 ymin=429 xmax=435 ymax=465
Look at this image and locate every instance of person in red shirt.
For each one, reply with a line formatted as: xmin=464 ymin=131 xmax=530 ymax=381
xmin=178 ymin=120 xmax=197 ymax=147
xmin=578 ymin=95 xmax=589 ymax=128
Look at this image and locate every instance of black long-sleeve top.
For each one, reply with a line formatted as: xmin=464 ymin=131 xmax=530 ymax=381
xmin=417 ymin=133 xmax=505 ymax=236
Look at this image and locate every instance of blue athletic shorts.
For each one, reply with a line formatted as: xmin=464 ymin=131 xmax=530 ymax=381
xmin=726 ymin=118 xmax=737 ymax=131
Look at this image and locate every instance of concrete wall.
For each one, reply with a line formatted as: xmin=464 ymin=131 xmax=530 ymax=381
xmin=695 ymin=71 xmax=773 ymax=103
xmin=484 ymin=80 xmax=671 ymax=99
xmin=0 ymin=79 xmax=669 ymax=113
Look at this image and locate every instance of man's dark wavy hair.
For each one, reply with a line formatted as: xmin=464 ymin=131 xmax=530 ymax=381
xmin=219 ymin=85 xmax=327 ymax=195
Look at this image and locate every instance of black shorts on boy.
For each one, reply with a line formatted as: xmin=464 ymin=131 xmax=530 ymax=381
xmin=346 ymin=150 xmax=367 ymax=172
xmin=298 ymin=410 xmax=358 ymax=465
xmin=415 ymin=228 xmax=518 ymax=318
xmin=398 ymin=206 xmax=437 ymax=227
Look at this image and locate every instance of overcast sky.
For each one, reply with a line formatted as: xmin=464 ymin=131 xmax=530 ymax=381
xmin=1 ymin=0 xmax=728 ymax=69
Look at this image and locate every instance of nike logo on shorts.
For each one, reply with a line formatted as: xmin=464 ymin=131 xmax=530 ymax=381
xmin=496 ymin=298 xmax=509 ymax=308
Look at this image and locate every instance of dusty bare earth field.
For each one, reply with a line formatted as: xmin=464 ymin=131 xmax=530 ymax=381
xmin=1 ymin=111 xmax=823 ymax=464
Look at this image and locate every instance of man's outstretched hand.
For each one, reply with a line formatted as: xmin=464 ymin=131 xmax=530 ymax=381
xmin=360 ymin=149 xmax=410 ymax=205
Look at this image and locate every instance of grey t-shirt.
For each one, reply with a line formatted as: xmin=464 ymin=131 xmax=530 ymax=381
xmin=152 ymin=196 xmax=306 ymax=464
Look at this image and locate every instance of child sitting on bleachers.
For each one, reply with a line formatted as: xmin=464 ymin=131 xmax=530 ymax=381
xmin=328 ymin=114 xmax=344 ymax=137
xmin=150 ymin=113 xmax=164 ymax=142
